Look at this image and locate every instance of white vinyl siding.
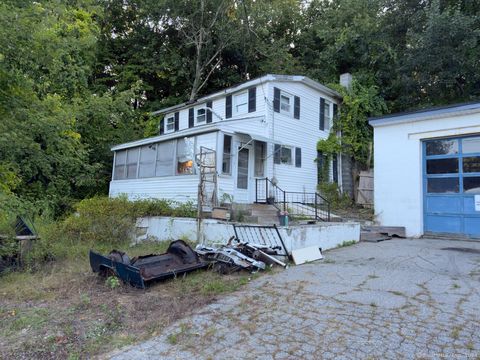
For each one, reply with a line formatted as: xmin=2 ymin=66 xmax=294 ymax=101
xmin=269 ymin=81 xmax=338 ymax=194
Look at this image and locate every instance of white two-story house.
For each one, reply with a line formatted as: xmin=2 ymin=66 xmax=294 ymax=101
xmin=109 ymin=74 xmax=342 ymax=207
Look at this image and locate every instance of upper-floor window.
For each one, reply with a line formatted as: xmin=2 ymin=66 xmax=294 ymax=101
xmin=324 ymin=100 xmax=332 ymax=130
xmin=197 ymin=108 xmax=206 ymax=124
xmin=234 ymin=91 xmax=248 ymax=115
xmin=280 ymin=94 xmax=291 ymax=114
xmin=273 ymin=87 xmax=300 ymax=119
xmin=165 ymin=116 xmax=175 ymax=133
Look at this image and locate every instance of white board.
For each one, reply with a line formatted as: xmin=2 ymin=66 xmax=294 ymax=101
xmin=475 ymin=195 xmax=480 ymax=212
xmin=291 ymin=246 xmax=323 ymax=265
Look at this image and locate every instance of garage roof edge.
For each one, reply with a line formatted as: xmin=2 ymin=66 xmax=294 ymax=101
xmin=369 ymin=101 xmax=480 ymax=127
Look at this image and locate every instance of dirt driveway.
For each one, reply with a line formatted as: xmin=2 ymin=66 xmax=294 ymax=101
xmin=108 ymin=238 xmax=480 ymax=360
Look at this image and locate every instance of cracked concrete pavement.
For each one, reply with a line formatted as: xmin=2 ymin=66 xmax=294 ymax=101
xmin=108 ymin=238 xmax=480 ymax=359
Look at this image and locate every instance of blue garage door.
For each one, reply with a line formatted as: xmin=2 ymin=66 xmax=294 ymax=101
xmin=423 ymin=135 xmax=480 ymax=238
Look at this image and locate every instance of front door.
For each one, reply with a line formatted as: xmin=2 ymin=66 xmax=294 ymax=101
xmin=423 ymin=135 xmax=480 ymax=238
xmin=235 ymin=147 xmax=250 ymax=202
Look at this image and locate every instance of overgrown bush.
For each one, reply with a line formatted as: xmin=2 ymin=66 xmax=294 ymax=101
xmin=318 ymin=182 xmax=352 ymax=210
xmin=21 ymin=196 xmax=196 ymax=269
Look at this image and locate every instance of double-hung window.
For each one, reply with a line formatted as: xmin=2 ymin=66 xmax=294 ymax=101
xmin=324 ymin=100 xmax=332 ymax=130
xmin=165 ymin=116 xmax=175 ymax=133
xmin=280 ymin=94 xmax=291 ymax=113
xmin=274 ymin=144 xmax=293 ymax=165
xmin=234 ymin=92 xmax=248 ymax=115
xmin=196 ymin=108 xmax=206 ymax=124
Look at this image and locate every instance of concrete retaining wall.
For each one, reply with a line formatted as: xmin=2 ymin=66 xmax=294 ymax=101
xmin=135 ymin=217 xmax=360 ymax=252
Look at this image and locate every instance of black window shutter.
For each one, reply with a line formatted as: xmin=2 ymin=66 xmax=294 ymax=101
xmin=159 ymin=118 xmax=164 ymax=135
xmin=333 ymin=154 xmax=338 ymax=183
xmin=317 ymin=151 xmax=323 ymax=183
xmin=174 ymin=112 xmax=179 ymax=131
xmin=319 ymin=97 xmax=325 ymax=130
xmin=294 ymin=96 xmax=300 ymax=119
xmin=206 ymin=101 xmax=213 ymax=123
xmin=274 ymin=144 xmax=281 ymax=164
xmin=273 ymin=87 xmax=280 ymax=113
xmin=248 ymin=87 xmax=256 ymax=113
xmin=188 ymin=108 xmax=194 ymax=128
xmin=295 ymin=147 xmax=302 ymax=168
xmin=225 ymin=95 xmax=232 ymax=118
xmin=333 ymin=103 xmax=338 ymax=126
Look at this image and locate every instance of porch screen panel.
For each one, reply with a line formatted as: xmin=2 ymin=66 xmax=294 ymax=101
xmin=177 ymin=139 xmax=194 ymax=175
xmin=114 ymin=150 xmax=126 ymax=180
xmin=156 ymin=141 xmax=175 ymax=177
xmin=139 ymin=145 xmax=156 ymax=178
xmin=126 ymin=148 xmax=139 ymax=179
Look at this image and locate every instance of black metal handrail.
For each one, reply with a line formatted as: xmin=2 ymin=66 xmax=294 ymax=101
xmin=255 ymin=178 xmax=331 ymax=222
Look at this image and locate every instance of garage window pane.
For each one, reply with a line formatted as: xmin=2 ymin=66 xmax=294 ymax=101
xmin=426 ymin=158 xmax=458 ymax=174
xmin=427 ymin=178 xmax=459 ymax=193
xmin=464 ymin=177 xmax=480 ymax=193
xmin=463 ymin=156 xmax=480 ymax=173
xmin=462 ymin=137 xmax=480 ymax=154
xmin=426 ymin=139 xmax=458 ymax=155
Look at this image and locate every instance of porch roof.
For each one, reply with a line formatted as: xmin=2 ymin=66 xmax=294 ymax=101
xmin=111 ymin=124 xmax=220 ymax=151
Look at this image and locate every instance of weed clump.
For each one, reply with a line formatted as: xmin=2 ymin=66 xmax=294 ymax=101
xmin=21 ymin=196 xmax=196 ymax=269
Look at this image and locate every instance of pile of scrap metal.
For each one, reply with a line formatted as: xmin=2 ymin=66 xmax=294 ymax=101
xmin=89 ymin=224 xmax=291 ymax=288
xmin=196 ymin=236 xmax=288 ymax=274
xmin=89 ymin=240 xmax=208 ymax=289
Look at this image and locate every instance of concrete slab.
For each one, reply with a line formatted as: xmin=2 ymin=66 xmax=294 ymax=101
xmin=108 ymin=238 xmax=480 ymax=360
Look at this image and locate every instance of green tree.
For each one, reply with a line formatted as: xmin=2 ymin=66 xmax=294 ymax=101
xmin=402 ymin=0 xmax=480 ymax=107
xmin=317 ymin=79 xmax=387 ymax=168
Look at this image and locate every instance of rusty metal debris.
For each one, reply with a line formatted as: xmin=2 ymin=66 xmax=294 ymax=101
xmin=89 ymin=240 xmax=208 ymax=288
xmin=196 ymin=243 xmax=266 ymax=274
xmin=90 ymin=225 xmax=291 ymax=287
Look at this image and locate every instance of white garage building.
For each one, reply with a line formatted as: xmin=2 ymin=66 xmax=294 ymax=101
xmin=369 ymin=102 xmax=480 ymax=239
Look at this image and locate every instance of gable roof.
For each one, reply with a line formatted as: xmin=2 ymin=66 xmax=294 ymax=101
xmin=369 ymin=101 xmax=480 ymax=127
xmin=151 ymin=74 xmax=342 ymax=116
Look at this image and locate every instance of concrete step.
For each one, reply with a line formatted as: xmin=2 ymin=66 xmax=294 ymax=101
xmin=242 ymin=215 xmax=280 ymax=225
xmin=256 ymin=215 xmax=280 ymax=225
xmin=251 ymin=209 xmax=279 ymax=216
